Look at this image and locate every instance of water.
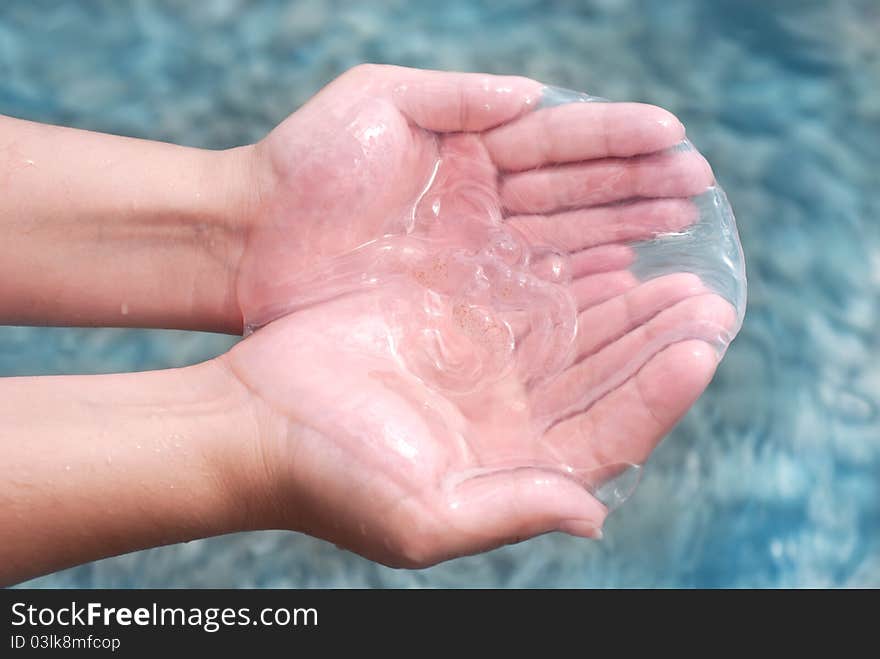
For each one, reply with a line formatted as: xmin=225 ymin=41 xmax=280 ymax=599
xmin=2 ymin=0 xmax=877 ymax=588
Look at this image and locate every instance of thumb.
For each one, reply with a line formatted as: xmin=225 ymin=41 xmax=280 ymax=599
xmin=448 ymin=467 xmax=609 ymax=552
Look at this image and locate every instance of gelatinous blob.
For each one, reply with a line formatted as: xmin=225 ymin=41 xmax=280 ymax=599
xmin=240 ymin=84 xmax=746 ymax=516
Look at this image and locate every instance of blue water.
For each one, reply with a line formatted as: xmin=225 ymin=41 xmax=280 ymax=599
xmin=2 ymin=0 xmax=878 ymax=588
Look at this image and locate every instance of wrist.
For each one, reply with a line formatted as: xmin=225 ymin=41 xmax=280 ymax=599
xmin=200 ymin=356 xmax=294 ymax=534
xmin=205 ymin=142 xmax=276 ymax=333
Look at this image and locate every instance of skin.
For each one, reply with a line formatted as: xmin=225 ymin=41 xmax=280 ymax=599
xmin=0 ymin=64 xmax=735 ymax=585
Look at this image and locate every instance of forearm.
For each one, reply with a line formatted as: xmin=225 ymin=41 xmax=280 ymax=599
xmin=0 ymin=360 xmax=268 ymax=585
xmin=0 ymin=115 xmax=254 ymax=333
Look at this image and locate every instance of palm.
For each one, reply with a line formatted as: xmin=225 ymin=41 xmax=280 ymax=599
xmin=238 ymin=68 xmax=441 ymax=329
xmin=225 ymin=66 xmax=740 ymax=566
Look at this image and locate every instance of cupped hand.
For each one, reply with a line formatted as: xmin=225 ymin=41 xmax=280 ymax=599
xmin=223 ymin=65 xmax=738 ymax=567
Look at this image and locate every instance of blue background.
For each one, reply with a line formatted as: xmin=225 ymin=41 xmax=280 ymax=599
xmin=2 ymin=0 xmax=878 ymax=587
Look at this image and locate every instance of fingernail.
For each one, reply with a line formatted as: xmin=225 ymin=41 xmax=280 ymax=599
xmin=558 ymin=519 xmax=603 ymax=539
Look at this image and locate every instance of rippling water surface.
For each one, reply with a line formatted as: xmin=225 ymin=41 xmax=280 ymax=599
xmin=2 ymin=0 xmax=877 ymax=587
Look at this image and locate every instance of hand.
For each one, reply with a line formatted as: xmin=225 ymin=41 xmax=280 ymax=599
xmin=219 ymin=65 xmax=739 ymax=568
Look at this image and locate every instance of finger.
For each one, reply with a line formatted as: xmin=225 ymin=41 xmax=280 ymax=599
xmin=569 ymin=244 xmax=635 ymax=277
xmin=541 ymin=339 xmax=720 ymax=471
xmin=389 ymin=67 xmax=542 ymax=133
xmin=575 ymin=273 xmax=706 ymax=360
xmin=571 ymin=270 xmax=639 ymax=311
xmin=500 ymin=148 xmax=714 ymax=215
xmin=449 ymin=467 xmax=608 ymax=547
xmin=476 ymin=255 xmax=639 ymax=339
xmin=483 ymin=102 xmax=684 ymax=172
xmin=498 ymin=271 xmax=638 ymax=382
xmin=532 ymin=292 xmax=735 ymax=421
xmin=506 ymin=198 xmax=699 ymax=252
